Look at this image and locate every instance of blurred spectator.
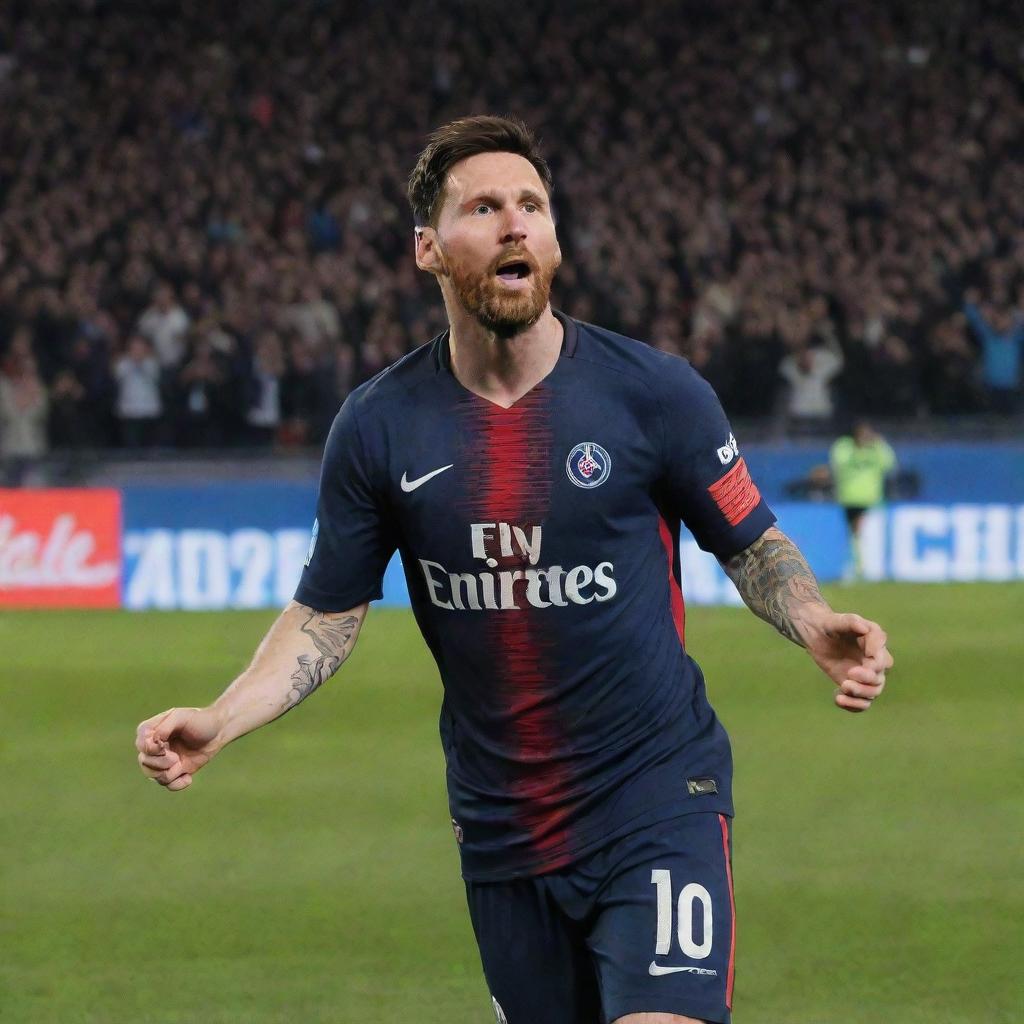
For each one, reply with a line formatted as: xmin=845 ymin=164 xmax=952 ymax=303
xmin=861 ymin=335 xmax=921 ymax=419
xmin=138 ymin=283 xmax=191 ymax=370
xmin=778 ymin=336 xmax=845 ymax=434
xmin=0 ymin=349 xmax=49 ymax=484
xmin=924 ymin=316 xmax=985 ymax=415
xmin=175 ymin=333 xmax=231 ymax=447
xmin=49 ymin=370 xmax=90 ymax=449
xmin=280 ymin=283 xmax=342 ymax=350
xmin=113 ymin=336 xmax=163 ymax=447
xmin=64 ymin=335 xmax=115 ymax=446
xmin=963 ymin=291 xmax=1023 ymax=414
xmin=246 ymin=330 xmax=285 ymax=446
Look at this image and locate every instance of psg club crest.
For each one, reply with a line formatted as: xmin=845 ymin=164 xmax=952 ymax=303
xmin=566 ymin=442 xmax=611 ymax=489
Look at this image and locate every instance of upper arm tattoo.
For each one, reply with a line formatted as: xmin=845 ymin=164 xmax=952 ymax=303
xmin=722 ymin=527 xmax=827 ymax=646
xmin=285 ymin=609 xmax=361 ymax=709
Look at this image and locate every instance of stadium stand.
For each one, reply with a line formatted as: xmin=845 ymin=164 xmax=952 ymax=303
xmin=0 ymin=0 xmax=1021 ymax=471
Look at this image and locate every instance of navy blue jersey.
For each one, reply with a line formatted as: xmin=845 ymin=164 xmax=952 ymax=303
xmin=295 ymin=312 xmax=775 ymax=880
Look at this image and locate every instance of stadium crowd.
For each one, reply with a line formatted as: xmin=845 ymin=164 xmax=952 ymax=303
xmin=0 ymin=0 xmax=1022 ymax=470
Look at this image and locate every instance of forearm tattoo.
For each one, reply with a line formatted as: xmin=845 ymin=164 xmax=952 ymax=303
xmin=285 ymin=610 xmax=360 ymax=709
xmin=722 ymin=527 xmax=827 ymax=646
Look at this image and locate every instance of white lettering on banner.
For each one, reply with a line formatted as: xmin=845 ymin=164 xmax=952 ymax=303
xmin=274 ymin=531 xmax=308 ymax=604
xmin=950 ymin=505 xmax=983 ymax=581
xmin=179 ymin=531 xmax=230 ymax=610
xmin=123 ymin=529 xmax=308 ymax=610
xmin=860 ymin=510 xmax=886 ymax=581
xmin=885 ymin=504 xmax=1024 ymax=583
xmin=229 ymin=530 xmax=273 ymax=607
xmin=124 ymin=531 xmax=176 ymax=609
xmin=981 ymin=506 xmax=1013 ymax=581
xmin=0 ymin=513 xmax=119 ymax=589
xmin=892 ymin=506 xmax=949 ymax=582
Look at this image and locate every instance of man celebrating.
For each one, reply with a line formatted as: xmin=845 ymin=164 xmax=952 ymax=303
xmin=137 ymin=116 xmax=892 ymax=1024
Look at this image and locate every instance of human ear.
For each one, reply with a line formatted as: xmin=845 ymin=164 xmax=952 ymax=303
xmin=414 ymin=226 xmax=443 ymax=274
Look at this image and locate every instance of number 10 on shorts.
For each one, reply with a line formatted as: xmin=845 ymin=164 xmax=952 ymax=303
xmin=651 ymin=869 xmax=713 ymax=959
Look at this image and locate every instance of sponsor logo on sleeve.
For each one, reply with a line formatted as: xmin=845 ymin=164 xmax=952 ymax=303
xmin=716 ymin=433 xmax=740 ymax=465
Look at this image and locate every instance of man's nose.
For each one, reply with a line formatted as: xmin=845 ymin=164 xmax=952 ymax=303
xmin=499 ymin=208 xmax=528 ymax=244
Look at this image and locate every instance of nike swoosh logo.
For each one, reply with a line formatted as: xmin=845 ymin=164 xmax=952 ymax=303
xmin=400 ymin=464 xmax=454 ymax=493
xmin=648 ymin=961 xmax=718 ymax=977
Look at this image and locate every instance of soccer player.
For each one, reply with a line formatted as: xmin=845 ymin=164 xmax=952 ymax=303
xmin=829 ymin=420 xmax=897 ymax=581
xmin=136 ymin=116 xmax=892 ymax=1024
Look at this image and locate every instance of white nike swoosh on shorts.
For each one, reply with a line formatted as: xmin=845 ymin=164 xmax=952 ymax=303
xmin=648 ymin=961 xmax=718 ymax=977
xmin=400 ymin=464 xmax=454 ymax=492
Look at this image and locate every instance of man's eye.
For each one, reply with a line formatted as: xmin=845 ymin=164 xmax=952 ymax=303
xmin=523 ymin=203 xmax=538 ymax=214
xmin=473 ymin=204 xmax=492 ymax=215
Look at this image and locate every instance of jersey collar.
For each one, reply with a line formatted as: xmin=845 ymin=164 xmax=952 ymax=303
xmin=434 ymin=309 xmax=579 ymax=372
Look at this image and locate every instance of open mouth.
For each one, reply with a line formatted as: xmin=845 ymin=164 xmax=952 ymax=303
xmin=495 ymin=261 xmax=531 ymax=281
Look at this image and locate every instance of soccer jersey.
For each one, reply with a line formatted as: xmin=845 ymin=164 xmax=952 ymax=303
xmin=295 ymin=312 xmax=775 ymax=880
xmin=829 ymin=436 xmax=896 ymax=508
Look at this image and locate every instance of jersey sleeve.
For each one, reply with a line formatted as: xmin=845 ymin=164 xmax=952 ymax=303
xmin=878 ymin=439 xmax=897 ymax=473
xmin=293 ymin=395 xmax=397 ymax=612
xmin=657 ymin=358 xmax=776 ymax=560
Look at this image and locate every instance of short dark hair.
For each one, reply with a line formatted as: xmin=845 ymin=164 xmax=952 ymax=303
xmin=406 ymin=114 xmax=554 ymax=227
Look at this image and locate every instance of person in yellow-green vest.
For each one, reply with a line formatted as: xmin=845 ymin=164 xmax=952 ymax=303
xmin=829 ymin=420 xmax=896 ymax=581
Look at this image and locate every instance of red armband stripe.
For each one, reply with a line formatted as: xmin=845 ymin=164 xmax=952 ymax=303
xmin=707 ymin=457 xmax=761 ymax=527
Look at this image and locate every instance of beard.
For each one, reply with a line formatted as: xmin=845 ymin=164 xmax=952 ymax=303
xmin=442 ymin=245 xmax=559 ymax=339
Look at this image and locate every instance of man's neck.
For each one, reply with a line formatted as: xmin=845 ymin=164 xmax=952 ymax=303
xmin=446 ymin=301 xmax=563 ymax=408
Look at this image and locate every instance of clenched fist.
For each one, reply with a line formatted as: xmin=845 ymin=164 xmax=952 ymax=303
xmin=135 ymin=706 xmax=224 ymax=792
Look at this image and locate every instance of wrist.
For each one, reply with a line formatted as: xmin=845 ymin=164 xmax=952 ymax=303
xmin=204 ymin=701 xmax=234 ymax=752
xmin=795 ymin=601 xmax=833 ymax=644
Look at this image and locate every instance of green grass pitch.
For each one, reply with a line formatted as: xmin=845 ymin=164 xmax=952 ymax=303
xmin=2 ymin=583 xmax=1021 ymax=1023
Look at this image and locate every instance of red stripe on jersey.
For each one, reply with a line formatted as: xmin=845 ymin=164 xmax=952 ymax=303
xmin=658 ymin=517 xmax=686 ymax=647
xmin=495 ymin=610 xmax=574 ymax=864
xmin=719 ymin=813 xmax=736 ymax=1010
xmin=457 ymin=391 xmax=551 ymax=522
xmin=462 ymin=389 xmax=573 ymax=868
xmin=707 ymin=457 xmax=761 ymax=527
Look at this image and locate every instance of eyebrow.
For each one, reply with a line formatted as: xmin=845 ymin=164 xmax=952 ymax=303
xmin=463 ymin=189 xmax=548 ymax=210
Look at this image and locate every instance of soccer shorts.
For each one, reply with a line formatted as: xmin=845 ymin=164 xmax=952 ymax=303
xmin=465 ymin=812 xmax=736 ymax=1024
xmin=843 ymin=505 xmax=869 ymax=527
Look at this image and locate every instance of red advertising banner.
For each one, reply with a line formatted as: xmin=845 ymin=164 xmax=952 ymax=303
xmin=0 ymin=489 xmax=122 ymax=607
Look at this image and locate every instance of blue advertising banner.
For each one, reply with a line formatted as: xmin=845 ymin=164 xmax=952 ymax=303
xmin=745 ymin=440 xmax=1024 ymax=504
xmin=123 ymin=484 xmax=316 ymax=610
xmin=121 ymin=484 xmax=1024 ymax=610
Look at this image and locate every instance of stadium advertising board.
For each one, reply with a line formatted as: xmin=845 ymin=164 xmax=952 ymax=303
xmin=114 ymin=485 xmax=1024 ymax=610
xmin=0 ymin=488 xmax=121 ymax=608
xmin=4 ymin=486 xmax=1021 ymax=610
xmin=122 ymin=483 xmax=316 ymax=611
